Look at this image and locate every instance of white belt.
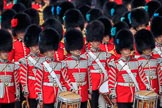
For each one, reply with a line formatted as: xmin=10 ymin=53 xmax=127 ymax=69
xmin=28 ymin=76 xmax=36 ymax=80
xmin=90 ymin=70 xmax=102 ymax=73
xmin=117 ymin=82 xmax=135 ymax=87
xmin=43 ymin=82 xmax=58 ymax=87
xmin=3 ymin=82 xmax=14 ymax=87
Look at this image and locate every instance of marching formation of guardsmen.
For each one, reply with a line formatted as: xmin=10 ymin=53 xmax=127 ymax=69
xmin=0 ymin=0 xmax=162 ymax=108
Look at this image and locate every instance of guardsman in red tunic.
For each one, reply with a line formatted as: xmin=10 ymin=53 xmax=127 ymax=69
xmin=135 ymin=29 xmax=159 ymax=93
xmin=0 ymin=29 xmax=20 ymax=108
xmin=108 ymin=29 xmax=146 ymax=108
xmin=8 ymin=13 xmax=31 ymax=62
xmin=151 ymin=16 xmax=162 ymax=107
xmin=98 ymin=17 xmax=115 ymax=56
xmin=18 ymin=25 xmax=42 ymax=108
xmin=42 ymin=18 xmax=65 ymax=61
xmin=85 ymin=20 xmax=114 ymax=108
xmin=35 ymin=28 xmax=62 ymax=108
xmin=135 ymin=29 xmax=161 ymax=107
xmin=61 ymin=29 xmax=89 ymax=108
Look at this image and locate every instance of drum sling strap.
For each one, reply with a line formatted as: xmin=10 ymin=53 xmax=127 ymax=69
xmin=88 ymin=51 xmax=108 ymax=80
xmin=118 ymin=60 xmax=140 ymax=91
xmin=43 ymin=61 xmax=63 ymax=91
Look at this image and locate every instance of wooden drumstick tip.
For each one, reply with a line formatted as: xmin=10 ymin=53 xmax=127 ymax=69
xmin=144 ymin=89 xmax=155 ymax=96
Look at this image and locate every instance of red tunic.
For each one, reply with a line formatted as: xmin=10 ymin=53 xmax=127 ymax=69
xmin=8 ymin=39 xmax=30 ymax=62
xmin=83 ymin=48 xmax=114 ymax=91
xmin=100 ymin=42 xmax=115 ymax=55
xmin=137 ymin=55 xmax=160 ymax=93
xmin=19 ymin=53 xmax=41 ymax=99
xmin=0 ymin=60 xmax=19 ymax=103
xmin=61 ymin=55 xmax=89 ymax=102
xmin=35 ymin=57 xmax=62 ymax=104
xmin=108 ymin=56 xmax=146 ymax=103
xmin=54 ymin=42 xmax=65 ymax=61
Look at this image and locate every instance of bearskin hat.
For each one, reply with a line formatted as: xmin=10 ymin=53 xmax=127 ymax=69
xmin=131 ymin=0 xmax=146 ymax=9
xmin=59 ymin=1 xmax=75 ymax=24
xmin=78 ymin=5 xmax=91 ymax=21
xmin=11 ymin=13 xmax=31 ymax=36
xmin=24 ymin=8 xmax=40 ymax=25
xmin=153 ymin=7 xmax=162 ymax=17
xmin=86 ymin=20 xmax=105 ymax=42
xmin=24 ymin=24 xmax=42 ymax=48
xmin=64 ymin=9 xmax=84 ymax=31
xmin=42 ymin=18 xmax=63 ymax=41
xmin=95 ymin=0 xmax=107 ymax=9
xmin=103 ymin=1 xmax=117 ymax=19
xmin=39 ymin=28 xmax=60 ymax=54
xmin=120 ymin=11 xmax=132 ymax=28
xmin=146 ymin=0 xmax=161 ymax=19
xmin=64 ymin=29 xmax=84 ymax=53
xmin=135 ymin=29 xmax=155 ymax=54
xmin=0 ymin=0 xmax=3 ymax=12
xmin=115 ymin=29 xmax=133 ymax=54
xmin=131 ymin=8 xmax=149 ymax=28
xmin=98 ymin=16 xmax=112 ymax=37
xmin=17 ymin=0 xmax=32 ymax=8
xmin=123 ymin=0 xmax=132 ymax=6
xmin=1 ymin=9 xmax=16 ymax=29
xmin=111 ymin=21 xmax=129 ymax=37
xmin=112 ymin=4 xmax=128 ymax=24
xmin=12 ymin=3 xmax=26 ymax=13
xmin=151 ymin=16 xmax=162 ymax=38
xmin=73 ymin=0 xmax=92 ymax=8
xmin=0 ymin=29 xmax=12 ymax=52
xmin=43 ymin=5 xmax=56 ymax=21
xmin=86 ymin=8 xmax=103 ymax=23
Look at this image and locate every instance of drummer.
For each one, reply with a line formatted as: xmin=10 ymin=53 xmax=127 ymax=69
xmin=108 ymin=29 xmax=146 ymax=108
xmin=151 ymin=16 xmax=162 ymax=108
xmin=135 ymin=29 xmax=161 ymax=108
xmin=85 ymin=20 xmax=114 ymax=108
xmin=61 ymin=29 xmax=89 ymax=108
xmin=135 ymin=29 xmax=159 ymax=93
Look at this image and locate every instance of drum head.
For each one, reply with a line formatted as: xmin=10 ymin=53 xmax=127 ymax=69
xmin=135 ymin=90 xmax=158 ymax=100
xmin=58 ymin=91 xmax=81 ymax=103
xmin=99 ymin=80 xmax=109 ymax=93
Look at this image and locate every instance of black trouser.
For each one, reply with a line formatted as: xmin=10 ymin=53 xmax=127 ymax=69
xmin=117 ymin=103 xmax=133 ymax=108
xmin=0 ymin=103 xmax=15 ymax=108
xmin=28 ymin=98 xmax=38 ymax=108
xmin=43 ymin=103 xmax=54 ymax=108
xmin=158 ymin=98 xmax=162 ymax=108
xmin=15 ymin=84 xmax=25 ymax=108
xmin=81 ymin=101 xmax=87 ymax=108
xmin=91 ymin=90 xmax=99 ymax=108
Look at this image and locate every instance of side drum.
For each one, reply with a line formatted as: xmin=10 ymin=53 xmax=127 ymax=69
xmin=134 ymin=90 xmax=158 ymax=108
xmin=57 ymin=91 xmax=81 ymax=108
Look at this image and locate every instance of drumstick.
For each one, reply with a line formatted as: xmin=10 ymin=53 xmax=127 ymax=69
xmin=63 ymin=89 xmax=81 ymax=96
xmin=144 ymin=90 xmax=155 ymax=96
